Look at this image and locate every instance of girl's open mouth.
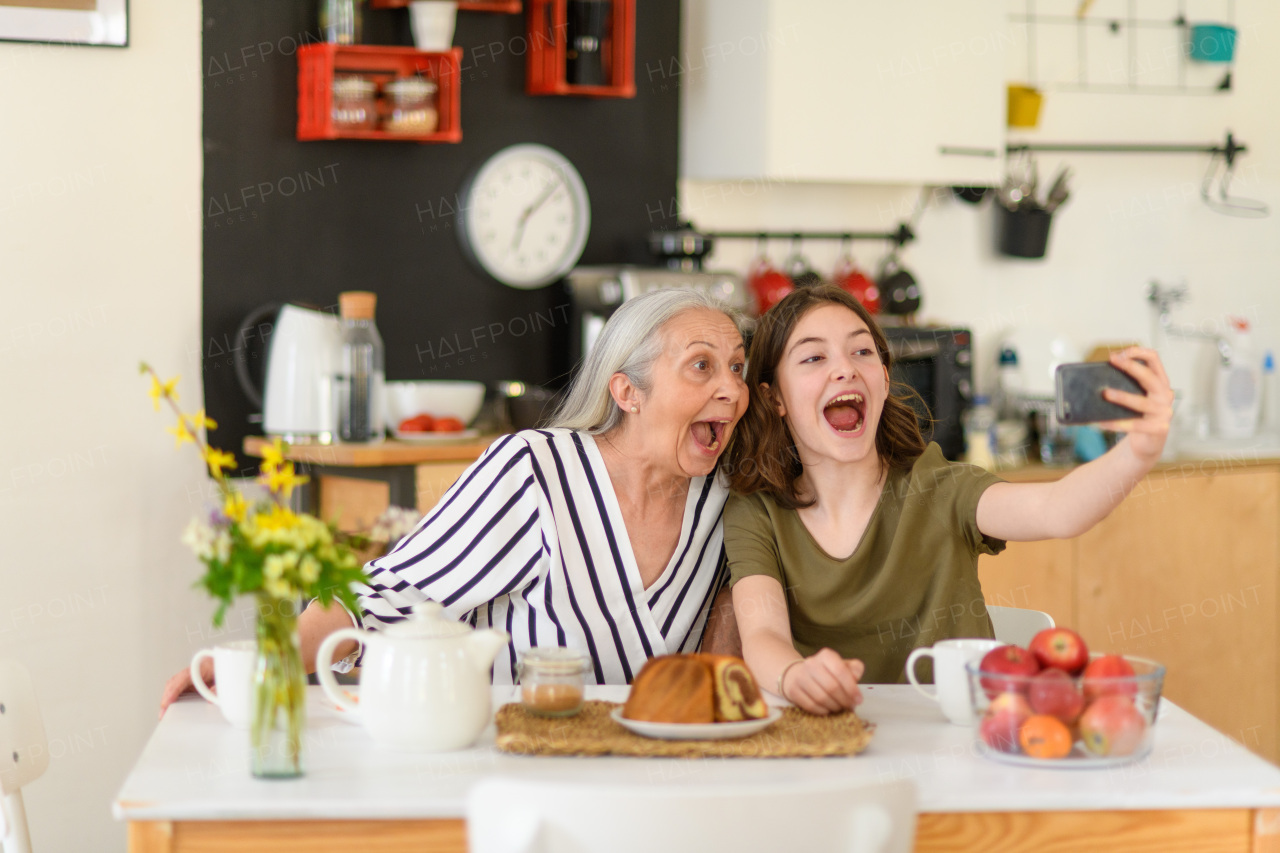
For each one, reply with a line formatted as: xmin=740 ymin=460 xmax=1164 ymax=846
xmin=690 ymin=419 xmax=728 ymax=453
xmin=823 ymin=392 xmax=866 ymax=434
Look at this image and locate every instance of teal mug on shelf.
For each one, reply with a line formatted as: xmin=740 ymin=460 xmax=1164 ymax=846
xmin=1188 ymin=23 xmax=1236 ymax=63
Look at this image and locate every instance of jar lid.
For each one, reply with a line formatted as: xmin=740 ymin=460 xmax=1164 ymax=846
xmin=520 ymin=646 xmax=590 ymax=675
xmin=339 ymin=291 xmax=377 ymax=320
xmin=384 ymin=75 xmax=437 ymax=100
xmin=332 ymin=75 xmax=376 ymax=99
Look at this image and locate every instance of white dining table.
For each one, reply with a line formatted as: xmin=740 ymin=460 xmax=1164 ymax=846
xmin=115 ymin=684 xmax=1280 ymax=853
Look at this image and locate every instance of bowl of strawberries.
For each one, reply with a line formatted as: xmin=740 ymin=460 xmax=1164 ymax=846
xmin=965 ymin=627 xmax=1165 ymax=767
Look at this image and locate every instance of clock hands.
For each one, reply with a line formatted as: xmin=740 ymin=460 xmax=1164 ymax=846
xmin=511 ymin=174 xmax=564 ymax=251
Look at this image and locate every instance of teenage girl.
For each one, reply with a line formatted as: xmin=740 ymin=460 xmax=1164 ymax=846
xmin=723 ymin=286 xmax=1174 ymax=715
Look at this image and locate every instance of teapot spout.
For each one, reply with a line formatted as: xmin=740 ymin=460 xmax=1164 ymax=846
xmin=466 ymin=629 xmax=510 ymax=672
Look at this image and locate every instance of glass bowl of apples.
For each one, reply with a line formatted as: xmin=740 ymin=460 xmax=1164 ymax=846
xmin=964 ymin=627 xmax=1166 ymax=767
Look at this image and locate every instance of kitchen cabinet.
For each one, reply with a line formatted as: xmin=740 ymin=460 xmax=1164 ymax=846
xmin=679 ymin=0 xmax=1005 ymax=185
xmin=979 ymin=462 xmax=1280 ymax=765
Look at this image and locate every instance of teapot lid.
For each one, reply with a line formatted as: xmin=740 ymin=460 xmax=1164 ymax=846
xmin=385 ymin=600 xmax=471 ymax=639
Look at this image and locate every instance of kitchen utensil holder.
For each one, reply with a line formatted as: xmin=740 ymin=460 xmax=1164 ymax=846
xmin=997 ymin=206 xmax=1053 ymax=259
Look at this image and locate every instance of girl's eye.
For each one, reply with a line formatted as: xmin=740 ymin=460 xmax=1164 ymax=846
xmin=801 ymin=354 xmax=823 ymax=364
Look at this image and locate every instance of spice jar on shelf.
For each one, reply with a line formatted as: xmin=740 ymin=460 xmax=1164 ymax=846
xmin=382 ymin=75 xmax=439 ymax=135
xmin=331 ymin=75 xmax=378 ymax=131
xmin=517 ymin=647 xmax=589 ymax=717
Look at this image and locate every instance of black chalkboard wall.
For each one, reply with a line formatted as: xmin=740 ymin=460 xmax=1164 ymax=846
xmin=202 ymin=1 xmax=680 ymax=455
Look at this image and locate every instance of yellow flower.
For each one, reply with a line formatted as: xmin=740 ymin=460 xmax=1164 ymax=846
xmin=188 ymin=409 xmax=218 ymax=432
xmin=166 ymin=418 xmax=195 ymax=448
xmin=263 ymin=461 xmax=309 ymax=500
xmin=299 ymin=555 xmax=320 ymax=584
xmin=264 ymin=577 xmax=294 ymax=600
xmin=204 ymin=447 xmax=237 ymax=477
xmin=148 ymin=374 xmax=180 ymax=411
xmin=223 ymin=491 xmax=247 ymax=523
xmin=260 ymin=437 xmax=286 ymax=470
xmin=255 ymin=504 xmax=298 ymax=531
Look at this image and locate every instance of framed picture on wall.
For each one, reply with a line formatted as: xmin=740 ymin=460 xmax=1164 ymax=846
xmin=0 ymin=0 xmax=127 ymax=47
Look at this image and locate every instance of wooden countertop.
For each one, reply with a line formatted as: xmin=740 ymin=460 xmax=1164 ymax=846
xmin=994 ymin=451 xmax=1280 ymax=483
xmin=243 ymin=435 xmax=498 ymax=467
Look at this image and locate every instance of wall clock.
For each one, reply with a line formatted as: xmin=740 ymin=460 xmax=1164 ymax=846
xmin=458 ymin=143 xmax=591 ymax=289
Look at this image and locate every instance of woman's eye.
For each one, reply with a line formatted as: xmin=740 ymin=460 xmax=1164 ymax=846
xmin=693 ymin=359 xmax=709 ymax=371
xmin=731 ymin=363 xmax=745 ymax=375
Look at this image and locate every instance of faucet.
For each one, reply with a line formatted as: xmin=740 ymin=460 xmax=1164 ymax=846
xmin=1148 ymin=281 xmax=1232 ymax=366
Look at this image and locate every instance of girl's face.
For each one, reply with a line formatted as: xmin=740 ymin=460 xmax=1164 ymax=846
xmin=766 ymin=303 xmax=889 ymax=468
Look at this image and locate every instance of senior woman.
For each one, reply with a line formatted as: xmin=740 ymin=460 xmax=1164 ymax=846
xmin=160 ymin=289 xmax=747 ymax=709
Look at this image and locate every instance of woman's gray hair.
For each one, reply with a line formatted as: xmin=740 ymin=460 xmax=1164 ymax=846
xmin=547 ymin=289 xmax=743 ymax=435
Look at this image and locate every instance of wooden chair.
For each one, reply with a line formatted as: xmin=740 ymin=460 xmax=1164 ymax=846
xmin=0 ymin=661 xmax=49 ymax=853
xmin=986 ymin=605 xmax=1055 ymax=647
xmin=467 ymin=776 xmax=917 ymax=853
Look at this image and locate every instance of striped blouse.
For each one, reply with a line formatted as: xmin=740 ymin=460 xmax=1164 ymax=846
xmin=351 ymin=428 xmax=730 ymax=685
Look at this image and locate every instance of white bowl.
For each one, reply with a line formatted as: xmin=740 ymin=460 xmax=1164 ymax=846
xmin=384 ymin=380 xmax=485 ymax=428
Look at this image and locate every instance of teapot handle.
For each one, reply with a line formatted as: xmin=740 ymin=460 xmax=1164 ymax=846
xmin=315 ymin=628 xmax=365 ymax=716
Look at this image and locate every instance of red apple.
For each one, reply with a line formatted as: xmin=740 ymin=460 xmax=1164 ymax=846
xmin=1027 ymin=668 xmax=1085 ymax=724
xmin=1081 ymin=654 xmax=1138 ymax=702
xmin=978 ymin=644 xmax=1041 ymax=697
xmin=1079 ymin=695 xmax=1147 ymax=757
xmin=979 ymin=692 xmax=1032 ymax=754
xmin=1029 ymin=627 xmax=1089 ymax=675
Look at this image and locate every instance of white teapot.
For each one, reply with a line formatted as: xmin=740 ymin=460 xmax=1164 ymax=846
xmin=316 ymin=601 xmax=509 ymax=751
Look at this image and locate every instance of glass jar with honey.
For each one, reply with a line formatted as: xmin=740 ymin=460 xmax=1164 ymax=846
xmin=517 ymin=647 xmax=590 ymax=717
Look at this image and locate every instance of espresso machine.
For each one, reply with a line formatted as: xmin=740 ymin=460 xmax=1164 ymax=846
xmin=565 ymin=266 xmax=751 ymax=367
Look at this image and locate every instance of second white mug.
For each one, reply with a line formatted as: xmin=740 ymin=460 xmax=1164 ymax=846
xmin=905 ymin=638 xmax=1003 ymax=726
xmin=190 ymin=640 xmax=256 ymax=728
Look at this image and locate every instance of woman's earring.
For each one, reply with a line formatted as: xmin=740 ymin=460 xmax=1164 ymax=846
xmin=630 ymin=406 xmax=639 ymax=414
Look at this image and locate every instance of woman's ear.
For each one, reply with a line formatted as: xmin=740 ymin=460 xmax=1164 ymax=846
xmin=761 ymin=381 xmax=786 ymax=418
xmin=883 ymin=365 xmax=890 ymax=389
xmin=608 ymin=372 xmax=640 ymax=414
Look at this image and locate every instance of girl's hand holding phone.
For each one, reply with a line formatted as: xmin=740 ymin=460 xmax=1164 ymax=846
xmin=781 ymin=649 xmax=865 ymax=715
xmin=1097 ymin=347 xmax=1175 ymax=465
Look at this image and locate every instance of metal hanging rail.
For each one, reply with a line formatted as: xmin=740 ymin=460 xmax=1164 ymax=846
xmin=1007 ymin=132 xmax=1247 ymax=165
xmin=696 ymin=224 xmax=916 ymax=248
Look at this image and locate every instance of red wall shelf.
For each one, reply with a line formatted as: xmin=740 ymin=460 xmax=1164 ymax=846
xmin=369 ymin=0 xmax=521 ymax=11
xmin=526 ymin=0 xmax=635 ymax=98
xmin=297 ymin=44 xmax=463 ymax=143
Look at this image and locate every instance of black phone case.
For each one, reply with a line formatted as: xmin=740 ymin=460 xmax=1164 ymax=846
xmin=1055 ymin=362 xmax=1144 ymax=424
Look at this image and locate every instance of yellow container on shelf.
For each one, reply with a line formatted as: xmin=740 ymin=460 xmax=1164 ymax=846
xmin=1007 ymin=85 xmax=1043 ymax=128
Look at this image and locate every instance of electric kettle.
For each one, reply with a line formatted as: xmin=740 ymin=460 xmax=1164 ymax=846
xmin=236 ymin=303 xmax=342 ymax=443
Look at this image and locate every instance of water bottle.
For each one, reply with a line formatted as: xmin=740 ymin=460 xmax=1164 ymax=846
xmin=337 ymin=291 xmax=385 ymax=443
xmin=995 ymin=345 xmax=1021 ymax=419
xmin=963 ymin=395 xmax=997 ymax=468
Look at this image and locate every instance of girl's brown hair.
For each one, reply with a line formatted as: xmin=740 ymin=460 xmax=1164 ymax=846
xmin=725 ymin=285 xmax=927 ymax=508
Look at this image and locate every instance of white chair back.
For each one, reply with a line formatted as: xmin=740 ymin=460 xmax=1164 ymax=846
xmin=0 ymin=661 xmax=49 ymax=853
xmin=467 ymin=776 xmax=917 ymax=853
xmin=986 ymin=605 xmax=1055 ymax=647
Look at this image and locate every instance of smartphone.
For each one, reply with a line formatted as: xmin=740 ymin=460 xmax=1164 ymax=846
xmin=1055 ymin=361 xmax=1145 ymax=424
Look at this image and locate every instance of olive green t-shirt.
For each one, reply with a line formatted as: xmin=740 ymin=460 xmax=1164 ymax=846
xmin=725 ymin=443 xmax=1006 ymax=684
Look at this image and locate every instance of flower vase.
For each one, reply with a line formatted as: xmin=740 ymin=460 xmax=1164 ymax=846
xmin=251 ymin=596 xmax=306 ymax=778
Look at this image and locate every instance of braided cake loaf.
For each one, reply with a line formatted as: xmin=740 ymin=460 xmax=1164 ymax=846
xmin=622 ymin=653 xmax=769 ymax=724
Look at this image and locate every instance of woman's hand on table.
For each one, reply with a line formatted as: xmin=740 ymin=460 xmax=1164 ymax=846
xmin=782 ymin=649 xmax=864 ymax=716
xmin=159 ymin=658 xmax=209 ymax=719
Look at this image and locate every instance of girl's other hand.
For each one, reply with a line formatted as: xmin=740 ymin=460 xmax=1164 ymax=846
xmin=159 ymin=658 xmax=209 ymax=719
xmin=781 ymin=648 xmax=864 ymax=715
xmin=1098 ymin=347 xmax=1174 ymax=465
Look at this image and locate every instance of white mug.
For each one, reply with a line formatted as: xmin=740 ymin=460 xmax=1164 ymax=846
xmin=409 ymin=1 xmax=458 ymax=50
xmin=190 ymin=640 xmax=256 ymax=728
xmin=905 ymin=638 xmax=1003 ymax=726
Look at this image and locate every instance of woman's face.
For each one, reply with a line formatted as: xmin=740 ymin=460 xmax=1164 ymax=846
xmin=633 ymin=308 xmax=748 ymax=478
xmin=767 ymin=303 xmax=889 ymax=468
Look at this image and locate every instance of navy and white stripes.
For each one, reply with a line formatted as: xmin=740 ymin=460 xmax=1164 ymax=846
xmin=351 ymin=428 xmax=729 ymax=685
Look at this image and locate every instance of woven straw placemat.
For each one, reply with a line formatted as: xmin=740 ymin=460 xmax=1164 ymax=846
xmin=494 ymin=701 xmax=874 ymax=759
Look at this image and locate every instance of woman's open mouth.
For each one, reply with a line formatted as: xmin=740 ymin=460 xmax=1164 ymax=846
xmin=823 ymin=392 xmax=866 ymax=434
xmin=690 ymin=419 xmax=729 ymax=454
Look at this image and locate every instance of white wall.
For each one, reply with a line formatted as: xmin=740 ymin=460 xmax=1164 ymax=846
xmin=681 ymin=3 xmax=1280 ymax=440
xmin=0 ymin=4 xmax=206 ymax=851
